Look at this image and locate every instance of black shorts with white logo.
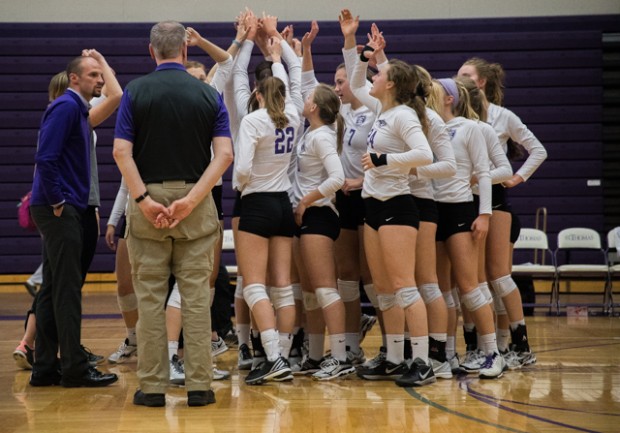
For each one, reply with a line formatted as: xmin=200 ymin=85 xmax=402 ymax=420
xmin=491 ymin=184 xmax=511 ymax=212
xmin=238 ymin=192 xmax=295 ymax=238
xmin=412 ymin=196 xmax=438 ymax=224
xmin=436 ymin=201 xmax=478 ymax=242
xmin=364 ymin=195 xmax=419 ymax=231
xmin=212 ymin=185 xmax=224 ymax=220
xmin=295 ymin=206 xmax=340 ymax=241
xmin=232 ymin=190 xmax=242 ymax=218
xmin=336 ymin=189 xmax=365 ymax=230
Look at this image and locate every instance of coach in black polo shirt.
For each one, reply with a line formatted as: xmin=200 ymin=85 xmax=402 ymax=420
xmin=113 ymin=20 xmax=233 ymax=408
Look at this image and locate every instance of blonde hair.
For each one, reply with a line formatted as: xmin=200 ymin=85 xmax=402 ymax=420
xmin=462 ymin=57 xmax=505 ymax=106
xmin=48 ymin=71 xmax=69 ymax=102
xmin=257 ymin=77 xmax=288 ymax=130
xmin=452 ymin=79 xmax=478 ymax=121
xmin=427 ymin=79 xmax=478 ymax=121
xmin=457 ymin=76 xmax=487 ymax=122
xmin=312 ymin=83 xmax=344 ymax=154
xmin=386 ymin=59 xmax=428 ymax=135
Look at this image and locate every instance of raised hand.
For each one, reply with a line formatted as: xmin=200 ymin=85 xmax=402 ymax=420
xmin=338 ymin=9 xmax=359 ymax=37
xmin=82 ymin=48 xmax=104 ymax=63
xmin=266 ymin=36 xmax=282 ymax=62
xmin=260 ymin=12 xmax=280 ymax=38
xmin=301 ymin=20 xmax=319 ymax=50
xmin=367 ymin=23 xmax=386 ymax=53
xmin=281 ymin=24 xmax=294 ymax=45
xmin=185 ymin=27 xmax=202 ymax=47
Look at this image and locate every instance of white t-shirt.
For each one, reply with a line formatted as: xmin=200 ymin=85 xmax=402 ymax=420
xmin=487 ymin=103 xmax=547 ymax=181
xmin=432 ymin=117 xmax=492 ymax=215
xmin=292 ymin=125 xmax=344 ymax=212
xmin=234 ymin=104 xmax=300 ymax=196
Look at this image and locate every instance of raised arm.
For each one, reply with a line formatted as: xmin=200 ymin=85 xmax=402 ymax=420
xmin=83 ymin=49 xmax=122 ymax=127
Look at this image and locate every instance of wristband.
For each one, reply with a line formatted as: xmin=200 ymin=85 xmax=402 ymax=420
xmin=370 ymin=153 xmax=387 ymax=167
xmin=232 ymin=39 xmax=242 ymax=47
xmin=359 ymin=44 xmax=374 ymax=62
xmin=135 ymin=191 xmax=149 ymax=203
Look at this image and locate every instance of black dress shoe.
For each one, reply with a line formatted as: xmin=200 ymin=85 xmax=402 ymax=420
xmin=133 ymin=390 xmax=166 ymax=407
xmin=187 ymin=390 xmax=216 ymax=407
xmin=30 ymin=371 xmax=62 ymax=387
xmin=60 ymin=367 xmax=118 ymax=388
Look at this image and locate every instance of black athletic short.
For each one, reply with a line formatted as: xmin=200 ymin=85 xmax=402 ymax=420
xmin=491 ymin=184 xmax=511 ymax=212
xmin=510 ymin=211 xmax=521 ymax=244
xmin=232 ymin=190 xmax=242 ymax=218
xmin=212 ymin=185 xmax=224 ymax=220
xmin=296 ymin=206 xmax=340 ymax=241
xmin=364 ymin=195 xmax=419 ymax=231
xmin=238 ymin=191 xmax=295 ymax=238
xmin=336 ymin=189 xmax=365 ymax=230
xmin=436 ymin=201 xmax=477 ymax=242
xmin=412 ymin=196 xmax=438 ymax=224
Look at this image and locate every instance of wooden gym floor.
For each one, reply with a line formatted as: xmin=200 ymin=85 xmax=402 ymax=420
xmin=1 ymin=281 xmax=619 ymax=433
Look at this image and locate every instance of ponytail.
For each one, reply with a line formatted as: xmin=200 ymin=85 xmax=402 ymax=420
xmin=387 ymin=59 xmax=428 ymax=136
xmin=257 ymin=77 xmax=288 ymax=129
xmin=312 ymin=83 xmax=344 ymax=154
xmin=463 ymin=57 xmax=505 ymax=106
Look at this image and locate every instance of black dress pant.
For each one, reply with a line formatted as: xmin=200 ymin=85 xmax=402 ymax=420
xmin=30 ymin=204 xmax=89 ymax=379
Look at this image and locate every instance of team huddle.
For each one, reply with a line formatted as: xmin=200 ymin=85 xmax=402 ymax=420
xmin=23 ymin=8 xmax=547 ymax=407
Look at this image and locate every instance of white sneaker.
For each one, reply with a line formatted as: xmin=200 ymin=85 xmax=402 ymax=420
xmin=211 ymin=336 xmax=229 ymax=357
xmin=170 ymin=354 xmax=185 ymax=385
xmin=479 ymin=352 xmax=506 ymax=379
xmin=213 ymin=365 xmax=230 ymax=380
xmin=107 ymin=338 xmax=137 ymax=364
xmin=460 ymin=349 xmax=485 ymax=373
xmin=362 ymin=346 xmax=386 ymax=368
xmin=448 ymin=354 xmax=462 ymax=374
xmin=359 ymin=314 xmax=377 ymax=343
xmin=346 ymin=347 xmax=366 ymax=366
xmin=312 ymin=357 xmax=356 ymax=381
xmin=430 ymin=358 xmax=453 ymax=379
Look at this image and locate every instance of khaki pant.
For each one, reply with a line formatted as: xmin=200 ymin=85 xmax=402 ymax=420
xmin=126 ymin=181 xmax=219 ymax=393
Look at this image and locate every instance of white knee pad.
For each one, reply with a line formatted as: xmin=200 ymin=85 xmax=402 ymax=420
xmin=315 ymin=287 xmax=341 ymax=309
xmin=395 ymin=286 xmax=421 ymax=309
xmin=117 ymin=293 xmax=138 ymax=312
xmin=478 ymin=282 xmax=493 ymax=305
xmin=442 ymin=290 xmax=456 ymax=309
xmin=460 ymin=287 xmax=487 ymax=312
xmin=337 ymin=279 xmax=360 ymax=302
xmin=243 ymin=283 xmax=270 ymax=310
xmin=419 ymin=283 xmax=442 ymax=305
xmin=490 ymin=275 xmax=518 ymax=298
xmin=493 ymin=292 xmax=507 ymax=315
xmin=269 ymin=285 xmax=295 ymax=310
xmin=363 ymin=283 xmax=379 ymax=308
xmin=302 ymin=291 xmax=320 ymax=311
xmin=292 ymin=283 xmax=303 ymax=301
xmin=451 ymin=287 xmax=461 ymax=310
xmin=234 ymin=276 xmax=244 ymax=300
xmin=377 ymin=293 xmax=396 ymax=311
xmin=167 ymin=283 xmax=181 ymax=309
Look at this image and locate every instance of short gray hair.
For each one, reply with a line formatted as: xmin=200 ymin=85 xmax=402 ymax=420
xmin=150 ymin=21 xmax=186 ymax=60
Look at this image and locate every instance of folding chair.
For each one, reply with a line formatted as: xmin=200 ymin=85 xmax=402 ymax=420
xmin=553 ymin=228 xmax=611 ymax=315
xmin=606 ymin=227 xmax=620 ymax=314
xmin=512 ymin=228 xmax=556 ymax=311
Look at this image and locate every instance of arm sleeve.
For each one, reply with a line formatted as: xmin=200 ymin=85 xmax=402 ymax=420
xmin=36 ymin=101 xmax=78 ymax=205
xmin=315 ymin=136 xmax=345 ymax=198
xmin=385 ymin=112 xmax=433 ymax=169
xmin=107 ymin=177 xmax=129 ymax=227
xmin=210 ymin=54 xmax=233 ymax=94
xmin=232 ymin=40 xmax=254 ymax=119
xmin=485 ymin=129 xmax=513 ymax=184
xmin=417 ymin=118 xmax=457 ymax=180
xmin=468 ymin=127 xmax=492 ymax=215
xmin=350 ymin=58 xmax=382 ymax=114
xmin=234 ymin=116 xmax=259 ymax=190
xmin=301 ymin=70 xmax=319 ymax=102
xmin=280 ymin=39 xmax=303 ymax=116
xmin=506 ymin=110 xmax=547 ymax=181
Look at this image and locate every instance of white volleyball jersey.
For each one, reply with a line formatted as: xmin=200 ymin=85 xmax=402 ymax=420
xmin=412 ymin=108 xmax=457 ymax=200
xmin=234 ymin=104 xmax=301 ymax=196
xmin=432 ymin=117 xmax=492 ymax=214
xmin=487 ymin=103 xmax=547 ymax=181
xmin=292 ymin=125 xmax=345 ymax=211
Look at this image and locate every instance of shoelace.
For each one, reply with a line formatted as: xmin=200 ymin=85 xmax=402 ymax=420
xmin=481 ymin=353 xmax=497 ymax=369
